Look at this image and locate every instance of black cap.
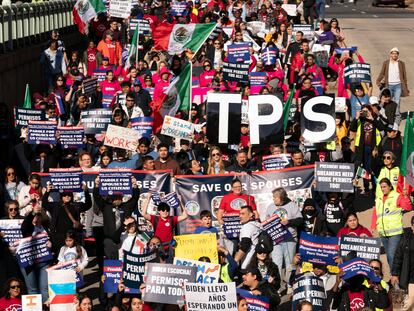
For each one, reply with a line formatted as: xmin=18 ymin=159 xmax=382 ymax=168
xmin=303 ymin=198 xmax=315 ymax=208
xmin=255 ymin=243 xmax=271 ymax=254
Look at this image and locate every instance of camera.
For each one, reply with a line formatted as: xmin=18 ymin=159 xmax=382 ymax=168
xmin=360 ymin=111 xmax=367 ymax=118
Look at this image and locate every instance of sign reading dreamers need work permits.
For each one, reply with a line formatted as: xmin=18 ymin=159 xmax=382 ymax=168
xmin=340 ymin=235 xmax=381 ymax=261
xmin=315 ymin=162 xmax=354 ymax=193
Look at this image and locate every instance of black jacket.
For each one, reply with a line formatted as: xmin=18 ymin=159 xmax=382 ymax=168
xmin=135 ymin=88 xmax=152 ymax=117
xmin=391 ymin=228 xmax=413 ymax=290
xmin=93 ymin=187 xmax=139 ymax=243
xmin=242 ymin=281 xmax=281 ymax=311
xmin=24 ymin=143 xmax=60 ymax=173
xmin=332 ymin=285 xmax=389 ymax=311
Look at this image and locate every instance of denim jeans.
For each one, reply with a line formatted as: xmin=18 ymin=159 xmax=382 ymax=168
xmin=316 ymin=0 xmax=326 ymax=21
xmin=389 ymin=83 xmax=402 ymax=105
xmin=21 ymin=262 xmax=49 ymax=303
xmin=381 ymin=234 xmax=402 ymax=269
xmin=271 ymin=241 xmax=297 ymax=284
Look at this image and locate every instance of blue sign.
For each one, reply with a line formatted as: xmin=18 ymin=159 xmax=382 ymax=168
xmin=16 ymin=233 xmax=53 ymax=268
xmin=99 ymin=170 xmax=133 ymax=195
xmin=58 ymin=126 xmax=85 ymax=148
xmin=228 ymin=44 xmax=250 ymax=63
xmin=339 ymin=257 xmax=381 ymax=282
xmin=28 ymin=121 xmax=57 ymax=145
xmin=104 ymin=259 xmax=123 ymax=293
xmin=130 ymin=117 xmax=153 ymax=138
xmin=236 ymin=289 xmax=269 ymax=311
xmin=298 ymin=231 xmax=339 ymax=265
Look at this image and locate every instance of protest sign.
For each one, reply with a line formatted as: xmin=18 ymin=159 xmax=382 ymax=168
xmin=340 ymin=235 xmax=381 ymax=261
xmin=92 ymin=69 xmax=107 ymax=82
xmin=161 ymin=116 xmax=194 ymax=140
xmin=334 ymin=46 xmax=358 ymax=54
xmin=185 ymin=282 xmax=237 ymax=311
xmin=292 ymin=24 xmax=314 ymax=40
xmin=82 ymin=77 xmax=98 ymax=95
xmin=174 ymin=257 xmax=221 ymax=284
xmin=171 ymin=1 xmax=188 ymax=16
xmin=163 ymin=192 xmax=181 ymax=209
xmin=143 ymin=263 xmax=197 ymax=305
xmin=223 ymin=62 xmax=249 ymax=83
xmin=81 ymin=109 xmax=112 ymax=134
xmin=123 ymin=250 xmax=157 ymax=289
xmin=315 ymin=162 xmax=354 ymax=193
xmin=47 ymin=260 xmax=84 ymax=288
xmin=99 ymin=169 xmax=133 ymax=195
xmin=262 ymin=154 xmax=292 ymax=171
xmin=0 ymin=219 xmax=23 ymax=246
xmin=335 ymin=97 xmax=347 ymax=113
xmin=28 ymin=121 xmax=57 ymax=145
xmin=130 ymin=19 xmax=152 ymax=41
xmin=292 ymin=274 xmax=326 ymax=311
xmin=109 ymin=0 xmax=132 ymax=18
xmin=228 ymin=44 xmax=250 ymax=63
xmin=261 ymin=215 xmax=292 ymax=246
xmin=222 ymin=214 xmax=242 ymax=239
xmin=237 ymin=289 xmax=269 ymax=311
xmin=104 ymin=124 xmax=140 ymax=151
xmin=130 ymin=117 xmax=153 ymax=138
xmin=246 ymin=21 xmax=267 ymax=36
xmin=192 ymin=87 xmax=212 ymax=105
xmin=22 ymin=294 xmax=42 ymax=311
xmin=298 ymin=231 xmax=339 ymax=265
xmin=16 ymin=232 xmax=53 ymax=268
xmin=58 ymin=126 xmax=84 ymax=148
xmin=14 ymin=108 xmax=45 ymax=128
xmin=282 ymin=4 xmax=297 ymax=15
xmin=261 ymin=47 xmax=278 ymax=65
xmin=103 ymin=260 xmax=123 ymax=293
xmin=48 ymin=270 xmax=76 ymax=311
xmin=174 ymin=233 xmax=218 ymax=263
xmin=339 ymin=258 xmax=381 ymax=282
xmin=249 ymin=72 xmax=267 ymax=86
xmin=49 ymin=168 xmax=83 ymax=191
xmin=344 ymin=63 xmax=371 ymax=84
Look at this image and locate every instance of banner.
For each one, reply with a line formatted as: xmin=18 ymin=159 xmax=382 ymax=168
xmin=315 ymin=162 xmax=354 ymax=193
xmin=192 ymin=87 xmax=212 ymax=105
xmin=161 ymin=115 xmax=194 ymax=141
xmin=82 ymin=77 xmax=98 ymax=95
xmin=222 ymin=214 xmax=241 ymax=239
xmin=175 ymin=166 xmax=314 ymax=233
xmin=109 ymin=0 xmax=132 ymax=18
xmin=80 ymin=109 xmax=112 ymax=134
xmin=92 ymin=69 xmax=107 ymax=83
xmin=16 ymin=232 xmax=53 ymax=268
xmin=48 ymin=270 xmax=76 ymax=311
xmin=163 ymin=192 xmax=181 ymax=209
xmin=339 ymin=258 xmax=381 ymax=282
xmin=99 ymin=169 xmax=132 ymax=195
xmin=261 ymin=215 xmax=292 ymax=245
xmin=47 ymin=260 xmax=84 ymax=288
xmin=123 ymin=250 xmax=157 ymax=289
xmin=292 ymin=274 xmax=326 ymax=311
xmin=171 ymin=1 xmax=188 ymax=16
xmin=246 ymin=21 xmax=267 ymax=36
xmin=335 ymin=97 xmax=347 ymax=113
xmin=14 ymin=108 xmax=45 ymax=128
xmin=143 ymin=263 xmax=197 ymax=305
xmin=103 ymin=259 xmax=123 ymax=293
xmin=0 ymin=219 xmax=23 ymax=246
xmin=174 ymin=257 xmax=220 ymax=284
xmin=174 ymin=233 xmax=218 ymax=263
xmin=340 ymin=235 xmax=381 ymax=261
xmin=262 ymin=154 xmax=292 ymax=171
xmin=58 ymin=126 xmax=84 ymax=148
xmin=223 ymin=62 xmax=249 ymax=83
xmin=344 ymin=63 xmax=371 ymax=84
xmin=185 ymin=282 xmax=237 ymax=311
xmin=292 ymin=24 xmax=314 ymax=40
xmin=237 ymin=289 xmax=269 ymax=311
xmin=28 ymin=121 xmax=57 ymax=145
xmin=49 ymin=168 xmax=83 ymax=191
xmin=334 ymin=46 xmax=357 ymax=54
xmin=261 ymin=48 xmax=278 ymax=66
xmin=228 ymin=44 xmax=250 ymax=63
xmin=130 ymin=117 xmax=153 ymax=138
xmin=22 ymin=294 xmax=42 ymax=311
xmin=130 ymin=19 xmax=152 ymax=40
xmin=104 ymin=124 xmax=140 ymax=151
xmin=298 ymin=231 xmax=339 ymax=265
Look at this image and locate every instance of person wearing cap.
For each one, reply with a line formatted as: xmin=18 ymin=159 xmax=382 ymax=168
xmin=301 ymin=198 xmax=327 ymax=236
xmin=391 ymin=215 xmax=414 ymax=308
xmin=97 ymin=30 xmax=122 ymax=66
xmin=241 ymin=266 xmax=281 ymax=310
xmin=376 ymin=47 xmax=409 ymax=106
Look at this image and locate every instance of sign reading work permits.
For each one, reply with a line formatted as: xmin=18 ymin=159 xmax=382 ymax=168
xmin=340 ymin=235 xmax=381 ymax=261
xmin=315 ymin=162 xmax=354 ymax=193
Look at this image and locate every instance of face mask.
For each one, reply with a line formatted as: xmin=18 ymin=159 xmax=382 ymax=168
xmin=304 ymin=209 xmax=316 ymax=217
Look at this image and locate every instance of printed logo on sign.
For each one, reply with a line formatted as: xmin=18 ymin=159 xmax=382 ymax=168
xmin=173 ymin=27 xmax=191 ymax=44
xmin=210 ymin=196 xmax=223 ymax=219
xmin=78 ymin=0 xmax=89 ymax=15
xmin=273 ymin=208 xmax=287 ymax=220
xmin=230 ymin=198 xmax=247 ymax=210
xmin=350 ymin=298 xmax=365 ymax=310
xmin=185 ymin=201 xmax=200 ymax=216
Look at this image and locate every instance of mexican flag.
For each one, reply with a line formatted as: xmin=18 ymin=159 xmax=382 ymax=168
xmin=356 ymin=166 xmax=371 ymax=180
xmin=23 ymin=84 xmax=31 ymax=109
xmin=125 ymin=25 xmax=139 ymax=69
xmin=401 ymin=115 xmax=414 ymax=185
xmin=73 ymin=0 xmax=106 ymax=35
xmin=153 ymin=23 xmax=216 ymax=55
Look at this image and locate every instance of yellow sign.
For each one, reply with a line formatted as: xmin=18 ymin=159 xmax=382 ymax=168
xmin=174 ymin=233 xmax=218 ymax=264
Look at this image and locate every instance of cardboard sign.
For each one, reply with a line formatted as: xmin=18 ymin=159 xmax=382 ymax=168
xmin=292 ymin=274 xmax=326 ymax=311
xmin=49 ymin=168 xmax=83 ymax=191
xmin=22 ymin=294 xmax=42 ymax=311
xmin=16 ymin=233 xmax=53 ymax=268
xmin=14 ymin=108 xmax=45 ymax=128
xmin=174 ymin=233 xmax=218 ymax=263
xmin=185 ymin=282 xmax=238 ymax=311
xmin=99 ymin=169 xmax=132 ymax=195
xmin=104 ymin=124 xmax=140 ymax=151
xmin=315 ymin=162 xmax=355 ymax=193
xmin=261 ymin=215 xmax=292 ymax=246
xmin=123 ymin=250 xmax=157 ymax=289
xmin=58 ymin=126 xmax=84 ymax=148
xmin=292 ymin=24 xmax=314 ymax=40
xmin=344 ymin=63 xmax=371 ymax=84
xmin=173 ymin=257 xmax=221 ymax=284
xmin=28 ymin=120 xmax=57 ymax=145
xmin=80 ymin=109 xmax=112 ymax=134
xmin=130 ymin=117 xmax=153 ymax=138
xmin=161 ymin=115 xmax=194 ymax=140
xmin=262 ymin=154 xmax=292 ymax=171
xmin=103 ymin=260 xmax=123 ymax=293
xmin=282 ymin=4 xmax=297 ymax=15
xmin=143 ymin=263 xmax=197 ymax=305
xmin=298 ymin=231 xmax=339 ymax=265
xmin=48 ymin=270 xmax=76 ymax=311
xmin=340 ymin=235 xmax=381 ymax=261
xmin=339 ymin=258 xmax=381 ymax=282
xmin=0 ymin=219 xmax=23 ymax=246
xmin=222 ymin=214 xmax=241 ymax=239
xmin=109 ymin=0 xmax=132 ymax=18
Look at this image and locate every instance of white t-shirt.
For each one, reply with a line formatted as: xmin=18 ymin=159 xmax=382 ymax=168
xmin=239 ymin=220 xmax=262 ymax=269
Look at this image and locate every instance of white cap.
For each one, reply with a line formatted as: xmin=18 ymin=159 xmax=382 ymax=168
xmin=369 ymin=96 xmax=379 ymax=105
xmin=390 ymin=47 xmax=399 ymax=53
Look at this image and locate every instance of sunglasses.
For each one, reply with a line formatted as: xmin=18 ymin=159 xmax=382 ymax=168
xmin=7 ymin=172 xmax=15 ymax=176
xmin=9 ymin=208 xmax=18 ymax=212
xmin=57 ymin=79 xmax=63 ymax=82
xmin=10 ymin=285 xmax=20 ymax=289
xmin=370 ymin=266 xmax=380 ymax=271
xmin=212 ymin=153 xmax=220 ymax=156
xmin=383 ymin=156 xmax=392 ymax=160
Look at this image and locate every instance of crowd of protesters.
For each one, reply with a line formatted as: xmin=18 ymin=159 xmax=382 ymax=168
xmin=0 ymin=0 xmax=411 ymax=310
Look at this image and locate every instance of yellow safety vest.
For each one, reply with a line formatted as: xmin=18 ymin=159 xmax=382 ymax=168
xmin=375 ymin=190 xmax=403 ymax=237
xmin=375 ymin=166 xmax=400 ymax=198
xmin=220 ymin=263 xmax=232 ymax=283
xmin=355 ymin=121 xmax=381 ymax=147
xmin=363 ymin=279 xmax=389 ymax=311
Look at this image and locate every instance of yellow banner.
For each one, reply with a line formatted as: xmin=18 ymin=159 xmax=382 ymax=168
xmin=174 ymin=233 xmax=218 ymax=264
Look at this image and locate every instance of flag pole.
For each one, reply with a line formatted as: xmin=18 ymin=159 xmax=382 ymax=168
xmin=404 ymin=111 xmax=410 ymax=194
xmin=188 ymin=61 xmax=193 ymax=122
xmin=135 ymin=22 xmax=140 ymax=66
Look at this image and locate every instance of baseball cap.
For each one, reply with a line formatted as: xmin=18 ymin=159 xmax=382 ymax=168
xmin=102 ymin=56 xmax=109 ymax=61
xmin=390 ymin=47 xmax=399 ymax=53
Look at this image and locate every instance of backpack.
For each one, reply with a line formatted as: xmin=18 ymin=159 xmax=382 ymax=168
xmin=257 ymin=229 xmax=274 ymax=253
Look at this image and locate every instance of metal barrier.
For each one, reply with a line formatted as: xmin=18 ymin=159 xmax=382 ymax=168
xmin=0 ymin=0 xmax=77 ymax=53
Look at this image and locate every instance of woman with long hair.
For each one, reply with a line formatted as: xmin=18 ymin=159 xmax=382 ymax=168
xmin=3 ymin=166 xmax=25 ymax=202
xmin=17 ymin=173 xmax=44 ymax=217
xmin=207 ymin=146 xmax=226 ymax=175
xmin=0 ymin=278 xmax=24 ymax=311
xmin=58 ymin=231 xmax=89 ymax=274
xmin=76 ymin=293 xmax=93 ymax=311
xmin=337 ymin=212 xmax=372 ymax=238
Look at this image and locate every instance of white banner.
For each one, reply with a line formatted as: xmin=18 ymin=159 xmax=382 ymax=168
xmin=109 ymin=0 xmax=132 ymax=18
xmin=282 ymin=4 xmax=297 ymax=16
xmin=185 ymin=282 xmax=238 ymax=311
xmin=161 ymin=115 xmax=194 ymax=140
xmin=104 ymin=124 xmax=140 ymax=151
